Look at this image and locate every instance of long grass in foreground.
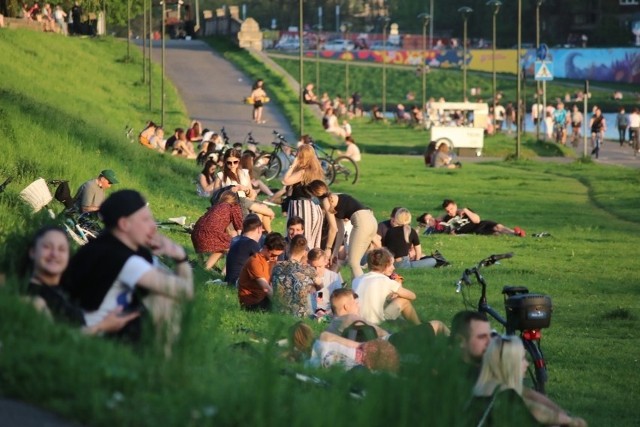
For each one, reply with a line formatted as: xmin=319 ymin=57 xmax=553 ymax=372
xmin=1 ymin=31 xmax=639 ymax=426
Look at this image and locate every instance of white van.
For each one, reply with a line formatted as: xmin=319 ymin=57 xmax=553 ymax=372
xmin=429 ymin=102 xmax=488 ymax=156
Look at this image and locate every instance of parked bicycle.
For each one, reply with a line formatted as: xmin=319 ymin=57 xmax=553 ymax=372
xmin=254 ymin=131 xmax=295 ymax=181
xmin=19 ymin=178 xmax=102 ymax=246
xmin=455 ymin=253 xmax=553 ymax=394
xmin=311 ymin=141 xmax=359 ymax=185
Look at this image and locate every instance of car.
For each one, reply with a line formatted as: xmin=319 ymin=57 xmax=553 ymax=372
xmin=369 ymin=41 xmax=400 ymax=51
xmin=274 ymin=38 xmax=300 ymax=50
xmin=323 ymin=39 xmax=355 ymax=51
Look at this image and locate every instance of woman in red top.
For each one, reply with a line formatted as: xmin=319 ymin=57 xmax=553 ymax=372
xmin=191 ymin=190 xmax=243 ymax=270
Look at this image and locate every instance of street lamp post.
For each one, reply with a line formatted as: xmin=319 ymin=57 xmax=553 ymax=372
xmin=142 ymin=0 xmax=147 ymax=82
xmin=516 ymin=0 xmax=522 ymax=159
xmin=429 ymin=0 xmax=434 ymax=50
xmin=148 ymin=1 xmax=153 ymax=111
xmin=382 ymin=17 xmax=390 ymax=116
xmin=535 ymin=0 xmax=544 ymax=142
xmin=486 ymin=1 xmax=501 ymax=122
xmin=161 ymin=0 xmax=166 ymax=127
xmin=316 ymin=7 xmax=322 ymax=93
xmin=341 ymin=22 xmax=351 ymax=99
xmin=458 ymin=6 xmax=473 ymax=101
xmin=418 ymin=13 xmax=431 ymax=112
xmin=299 ymin=0 xmax=304 ymax=134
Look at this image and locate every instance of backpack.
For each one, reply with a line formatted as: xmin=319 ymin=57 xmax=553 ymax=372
xmin=341 ymin=320 xmax=378 ymax=343
xmin=322 ymin=116 xmax=329 ymax=130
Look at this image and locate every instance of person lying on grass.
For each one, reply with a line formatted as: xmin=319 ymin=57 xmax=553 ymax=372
xmin=438 ymin=199 xmax=526 ymax=237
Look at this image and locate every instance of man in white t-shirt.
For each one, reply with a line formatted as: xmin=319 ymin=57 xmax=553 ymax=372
xmin=64 ymin=190 xmax=193 ymax=347
xmin=352 ymin=248 xmax=420 ymax=325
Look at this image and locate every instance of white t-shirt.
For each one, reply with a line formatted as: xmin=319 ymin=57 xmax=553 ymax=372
xmin=217 ymin=169 xmax=251 ymax=198
xmin=352 ymin=271 xmax=401 ymax=325
xmin=311 ymin=270 xmax=343 ymax=312
xmin=629 ymin=112 xmax=640 ymax=128
xmin=308 ymin=339 xmax=358 ymax=370
xmin=83 ymin=255 xmax=154 ymax=327
xmin=345 ymin=144 xmax=361 ymax=162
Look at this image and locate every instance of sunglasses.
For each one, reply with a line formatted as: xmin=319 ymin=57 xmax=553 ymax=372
xmin=494 ymin=334 xmax=514 ymax=363
xmin=226 ymin=160 xmax=239 ymax=166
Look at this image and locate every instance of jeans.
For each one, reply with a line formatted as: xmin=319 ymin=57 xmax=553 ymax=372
xmin=394 ymin=255 xmax=437 ymax=269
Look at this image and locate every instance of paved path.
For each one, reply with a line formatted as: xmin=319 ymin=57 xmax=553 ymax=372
xmin=148 ymin=40 xmax=297 ymax=146
xmin=0 ymin=398 xmax=83 ymax=427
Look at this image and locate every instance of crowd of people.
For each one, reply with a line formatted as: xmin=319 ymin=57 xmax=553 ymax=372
xmin=16 ymin=1 xmax=88 ymax=35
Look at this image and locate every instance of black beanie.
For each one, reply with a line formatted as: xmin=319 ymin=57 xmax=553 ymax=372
xmin=99 ymin=189 xmax=147 ymax=228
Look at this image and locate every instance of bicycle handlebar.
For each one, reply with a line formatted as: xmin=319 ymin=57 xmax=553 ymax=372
xmin=455 ymin=253 xmax=514 ymax=293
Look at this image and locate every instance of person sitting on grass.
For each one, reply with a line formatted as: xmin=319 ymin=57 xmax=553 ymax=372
xmin=196 ymin=159 xmax=217 ymax=198
xmin=438 ymin=199 xmax=525 ymax=237
xmin=323 ymin=107 xmax=347 ymax=139
xmin=382 ymin=208 xmax=449 ymax=269
xmin=272 ymin=235 xmax=321 ymax=318
xmin=289 ymin=321 xmax=399 ymax=373
xmin=342 ymin=136 xmax=361 ymax=162
xmin=224 ymin=214 xmax=263 ymax=286
xmin=432 ymin=143 xmax=461 ymax=169
xmin=64 ymin=190 xmax=194 ymax=353
xmin=237 ymin=232 xmax=286 ymax=312
xmin=191 ymin=190 xmax=243 ymax=271
xmin=72 ymin=169 xmax=119 ymax=213
xmin=138 ymin=121 xmax=157 ymax=149
xmin=468 ymin=334 xmax=588 ymax=427
xmin=451 ymin=311 xmax=584 ymax=427
xmin=25 ymin=225 xmax=139 ymax=336
xmin=171 ymin=129 xmax=197 ymax=159
xmin=351 ymin=248 xmax=420 ymax=326
xmin=307 ymin=248 xmax=343 ymax=318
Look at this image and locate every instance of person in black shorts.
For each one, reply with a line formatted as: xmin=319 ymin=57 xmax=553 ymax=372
xmin=438 ymin=199 xmax=525 ymax=237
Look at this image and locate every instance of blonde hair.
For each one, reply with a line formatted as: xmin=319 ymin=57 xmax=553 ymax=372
xmin=394 ymin=208 xmax=412 ymax=226
xmin=293 ymin=144 xmax=324 ymax=184
xmin=473 ymin=335 xmax=525 ymax=397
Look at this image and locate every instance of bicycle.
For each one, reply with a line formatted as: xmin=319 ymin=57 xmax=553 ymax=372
xmin=254 ymin=131 xmax=295 ymax=181
xmin=19 ymin=178 xmax=102 ymax=246
xmin=311 ymin=141 xmax=359 ymax=185
xmin=455 ymin=253 xmax=553 ymax=394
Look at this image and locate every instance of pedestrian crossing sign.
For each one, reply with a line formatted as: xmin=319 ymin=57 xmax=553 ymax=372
xmin=534 ymin=60 xmax=553 ymax=81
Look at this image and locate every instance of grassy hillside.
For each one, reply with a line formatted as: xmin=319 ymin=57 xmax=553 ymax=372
xmin=1 ymin=31 xmax=639 ymax=427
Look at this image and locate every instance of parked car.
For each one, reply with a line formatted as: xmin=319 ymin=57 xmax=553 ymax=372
xmin=323 ymin=39 xmax=355 ymax=51
xmin=369 ymin=41 xmax=400 ymax=50
xmin=275 ymin=38 xmax=300 ymax=50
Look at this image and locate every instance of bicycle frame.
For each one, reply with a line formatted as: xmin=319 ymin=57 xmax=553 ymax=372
xmin=456 ymin=253 xmax=549 ymax=394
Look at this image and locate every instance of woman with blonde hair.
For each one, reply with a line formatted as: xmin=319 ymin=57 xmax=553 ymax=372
xmin=213 ymin=148 xmax=275 ymax=232
xmin=282 ymin=144 xmax=325 ymax=249
xmin=469 ymin=335 xmax=587 ymax=427
xmin=382 ymin=208 xmax=448 ymax=269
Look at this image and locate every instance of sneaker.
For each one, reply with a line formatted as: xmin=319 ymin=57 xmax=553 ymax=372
xmin=205 ymin=279 xmax=226 ymax=285
xmin=513 ymin=227 xmax=526 ymax=237
xmin=262 ymin=200 xmax=278 ymax=207
xmin=532 ymin=232 xmax=551 ymax=238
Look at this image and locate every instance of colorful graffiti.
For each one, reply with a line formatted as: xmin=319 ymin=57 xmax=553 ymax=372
xmin=302 ymin=47 xmax=640 ymax=84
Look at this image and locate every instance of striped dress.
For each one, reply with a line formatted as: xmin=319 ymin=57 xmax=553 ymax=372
xmin=287 ymin=183 xmax=323 ymax=249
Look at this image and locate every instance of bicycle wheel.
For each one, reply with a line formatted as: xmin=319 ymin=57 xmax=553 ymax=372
xmin=255 ymin=153 xmax=281 ymax=181
xmin=522 ymin=338 xmax=547 ymax=394
xmin=318 ymin=157 xmax=336 ymax=185
xmin=331 ymin=156 xmax=359 ymax=185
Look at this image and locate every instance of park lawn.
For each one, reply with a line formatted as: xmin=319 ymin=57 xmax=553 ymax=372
xmin=0 ymin=31 xmax=639 ymax=427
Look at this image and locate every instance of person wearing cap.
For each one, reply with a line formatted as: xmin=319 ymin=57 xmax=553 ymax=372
xmin=72 ymin=170 xmax=118 ymax=213
xmin=64 ymin=190 xmax=194 ymax=348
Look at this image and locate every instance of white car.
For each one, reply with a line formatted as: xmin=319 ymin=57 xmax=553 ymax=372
xmin=369 ymin=41 xmax=400 ymax=50
xmin=323 ymin=39 xmax=355 ymax=51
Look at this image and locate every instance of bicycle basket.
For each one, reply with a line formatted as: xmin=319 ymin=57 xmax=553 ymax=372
xmin=505 ymin=294 xmax=552 ymax=330
xmin=19 ymin=178 xmax=54 ymax=213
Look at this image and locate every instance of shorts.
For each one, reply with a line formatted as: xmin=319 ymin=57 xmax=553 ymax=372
xmin=383 ymin=298 xmax=404 ymax=321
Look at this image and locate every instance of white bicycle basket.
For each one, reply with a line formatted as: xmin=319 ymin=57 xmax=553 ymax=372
xmin=19 ymin=178 xmax=54 ymax=213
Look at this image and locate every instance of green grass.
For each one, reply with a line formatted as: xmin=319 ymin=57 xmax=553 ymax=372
xmin=1 ymin=31 xmax=640 ymax=427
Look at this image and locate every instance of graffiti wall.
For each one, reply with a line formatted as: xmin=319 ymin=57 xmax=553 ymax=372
xmin=302 ymin=47 xmax=640 ymax=84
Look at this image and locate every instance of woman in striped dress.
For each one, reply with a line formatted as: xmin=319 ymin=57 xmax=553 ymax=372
xmin=282 ymin=144 xmax=325 ymax=249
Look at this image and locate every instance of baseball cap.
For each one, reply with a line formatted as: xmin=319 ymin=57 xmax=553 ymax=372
xmin=99 ymin=189 xmax=147 ymax=228
xmin=100 ymin=169 xmax=119 ymax=184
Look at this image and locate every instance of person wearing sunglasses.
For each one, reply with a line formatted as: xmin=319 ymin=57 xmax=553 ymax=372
xmin=213 ymin=148 xmax=275 ymax=232
xmin=469 ymin=335 xmax=587 ymax=427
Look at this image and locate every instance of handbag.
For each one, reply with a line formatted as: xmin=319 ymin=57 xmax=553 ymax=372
xmin=341 ymin=320 xmax=378 ymax=343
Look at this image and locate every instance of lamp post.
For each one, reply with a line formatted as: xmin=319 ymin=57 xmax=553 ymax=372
xmin=486 ymin=1 xmax=501 ymax=121
xmin=429 ymin=0 xmax=434 ymax=49
xmin=161 ymin=0 xmax=166 ymax=127
xmin=142 ymin=0 xmax=147 ymax=82
xmin=299 ymin=0 xmax=304 ymax=135
xmin=535 ymin=0 xmax=544 ymax=142
xmin=418 ymin=13 xmax=431 ymax=112
xmin=458 ymin=6 xmax=473 ymax=101
xmin=341 ymin=22 xmax=351 ymax=98
xmin=516 ymin=0 xmax=522 ymax=159
xmin=382 ymin=16 xmax=390 ymax=116
xmin=148 ymin=0 xmax=153 ymax=110
xmin=315 ymin=7 xmax=322 ymax=93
